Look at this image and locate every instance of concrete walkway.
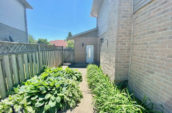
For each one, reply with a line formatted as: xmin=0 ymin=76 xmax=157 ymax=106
xmin=65 ymin=67 xmax=94 ymax=113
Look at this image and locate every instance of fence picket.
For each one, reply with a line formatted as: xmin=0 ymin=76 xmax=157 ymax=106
xmin=50 ymin=51 xmax=54 ymax=67
xmin=43 ymin=51 xmax=45 ymax=65
xmin=0 ymin=59 xmax=7 ymax=98
xmin=3 ymin=55 xmax=13 ymax=90
xmin=47 ymin=51 xmax=49 ymax=66
xmin=10 ymin=55 xmax=19 ymax=85
xmin=36 ymin=52 xmax=39 ymax=73
xmin=46 ymin=51 xmax=48 ymax=66
xmin=0 ymin=42 xmax=67 ymax=98
xmin=17 ymin=54 xmax=25 ymax=82
xmin=39 ymin=52 xmax=43 ymax=69
xmin=28 ymin=53 xmax=33 ymax=77
xmin=24 ymin=54 xmax=29 ymax=79
xmin=32 ymin=53 xmax=36 ymax=75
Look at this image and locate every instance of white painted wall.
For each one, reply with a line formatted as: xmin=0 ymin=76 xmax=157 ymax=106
xmin=0 ymin=0 xmax=26 ymax=31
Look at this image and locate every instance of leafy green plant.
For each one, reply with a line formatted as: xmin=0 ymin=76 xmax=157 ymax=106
xmin=87 ymin=65 xmax=161 ymax=113
xmin=0 ymin=94 xmax=34 ymax=113
xmin=0 ymin=67 xmax=82 ymax=113
xmin=43 ymin=67 xmax=82 ymax=82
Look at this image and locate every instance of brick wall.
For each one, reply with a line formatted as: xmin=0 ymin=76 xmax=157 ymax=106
xmin=73 ymin=29 xmax=99 ymax=64
xmin=98 ymin=0 xmax=132 ymax=82
xmin=128 ymin=0 xmax=172 ymax=112
xmin=98 ymin=0 xmax=119 ymax=81
xmin=115 ymin=0 xmax=132 ymax=82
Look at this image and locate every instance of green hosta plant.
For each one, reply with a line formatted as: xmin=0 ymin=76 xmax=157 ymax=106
xmin=0 ymin=94 xmax=34 ymax=113
xmin=18 ymin=77 xmax=82 ymax=113
xmin=43 ymin=67 xmax=82 ymax=82
xmin=0 ymin=67 xmax=82 ymax=113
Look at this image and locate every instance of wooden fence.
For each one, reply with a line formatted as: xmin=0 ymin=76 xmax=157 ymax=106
xmin=63 ymin=48 xmax=74 ymax=63
xmin=0 ymin=41 xmax=63 ymax=98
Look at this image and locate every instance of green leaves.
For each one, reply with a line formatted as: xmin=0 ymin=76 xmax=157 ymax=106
xmin=0 ymin=67 xmax=82 ymax=113
xmin=35 ymin=101 xmax=44 ymax=107
xmin=87 ymin=65 xmax=147 ymax=113
xmin=45 ymin=94 xmax=52 ymax=100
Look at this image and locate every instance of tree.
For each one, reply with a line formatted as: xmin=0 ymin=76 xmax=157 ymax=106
xmin=28 ymin=35 xmax=36 ymax=44
xmin=67 ymin=40 xmax=74 ymax=48
xmin=67 ymin=32 xmax=72 ymax=39
xmin=37 ymin=38 xmax=49 ymax=45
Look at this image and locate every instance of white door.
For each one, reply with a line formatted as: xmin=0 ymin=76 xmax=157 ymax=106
xmin=86 ymin=45 xmax=94 ymax=63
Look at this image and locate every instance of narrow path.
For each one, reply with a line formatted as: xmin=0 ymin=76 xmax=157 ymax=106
xmin=65 ymin=67 xmax=94 ymax=113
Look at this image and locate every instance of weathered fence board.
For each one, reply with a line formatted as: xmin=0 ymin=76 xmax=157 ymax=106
xmin=36 ymin=52 xmax=39 ymax=73
xmin=23 ymin=54 xmax=29 ymax=79
xmin=0 ymin=59 xmax=7 ymax=98
xmin=39 ymin=52 xmax=43 ymax=68
xmin=17 ymin=54 xmax=25 ymax=82
xmin=10 ymin=55 xmax=19 ymax=85
xmin=32 ymin=52 xmax=36 ymax=75
xmin=28 ymin=53 xmax=33 ymax=77
xmin=63 ymin=49 xmax=74 ymax=63
xmin=0 ymin=42 xmax=63 ymax=98
xmin=3 ymin=55 xmax=13 ymax=91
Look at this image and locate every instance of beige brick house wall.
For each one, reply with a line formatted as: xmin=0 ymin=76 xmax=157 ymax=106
xmin=115 ymin=0 xmax=132 ymax=82
xmin=97 ymin=0 xmax=132 ymax=82
xmin=92 ymin=0 xmax=172 ymax=112
xmin=73 ymin=29 xmax=99 ymax=64
xmin=98 ymin=0 xmax=118 ymax=81
xmin=128 ymin=0 xmax=172 ymax=112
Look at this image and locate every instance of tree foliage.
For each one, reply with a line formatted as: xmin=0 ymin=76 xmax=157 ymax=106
xmin=28 ymin=35 xmax=36 ymax=44
xmin=37 ymin=38 xmax=49 ymax=45
xmin=67 ymin=32 xmax=72 ymax=39
xmin=67 ymin=40 xmax=74 ymax=48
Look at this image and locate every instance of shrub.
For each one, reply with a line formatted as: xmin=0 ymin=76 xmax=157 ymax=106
xmin=0 ymin=67 xmax=82 ymax=113
xmin=87 ymin=65 xmax=146 ymax=113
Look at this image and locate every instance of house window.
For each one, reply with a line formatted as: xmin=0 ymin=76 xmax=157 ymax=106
xmin=133 ymin=0 xmax=153 ymax=13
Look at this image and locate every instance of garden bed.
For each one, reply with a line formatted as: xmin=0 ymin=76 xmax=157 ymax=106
xmin=87 ymin=65 xmax=161 ymax=113
xmin=0 ymin=67 xmax=83 ymax=113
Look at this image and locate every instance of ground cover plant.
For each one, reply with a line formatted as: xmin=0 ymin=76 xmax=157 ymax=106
xmin=87 ymin=65 xmax=161 ymax=113
xmin=0 ymin=67 xmax=82 ymax=113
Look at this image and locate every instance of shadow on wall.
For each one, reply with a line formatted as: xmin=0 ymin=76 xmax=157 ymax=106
xmin=164 ymin=98 xmax=172 ymax=113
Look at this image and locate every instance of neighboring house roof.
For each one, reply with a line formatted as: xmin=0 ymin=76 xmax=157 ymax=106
xmin=69 ymin=28 xmax=98 ymax=39
xmin=18 ymin=0 xmax=32 ymax=9
xmin=50 ymin=40 xmax=67 ymax=47
xmin=91 ymin=0 xmax=104 ymax=17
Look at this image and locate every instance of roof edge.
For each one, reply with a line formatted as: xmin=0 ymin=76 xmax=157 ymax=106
xmin=68 ymin=28 xmax=97 ymax=40
xmin=18 ymin=0 xmax=33 ymax=9
xmin=91 ymin=0 xmax=104 ymax=17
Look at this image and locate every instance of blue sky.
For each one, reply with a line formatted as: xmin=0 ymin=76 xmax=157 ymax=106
xmin=27 ymin=0 xmax=96 ymax=41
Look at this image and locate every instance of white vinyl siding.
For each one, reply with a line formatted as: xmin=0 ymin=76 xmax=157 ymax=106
xmin=133 ymin=0 xmax=152 ymax=13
